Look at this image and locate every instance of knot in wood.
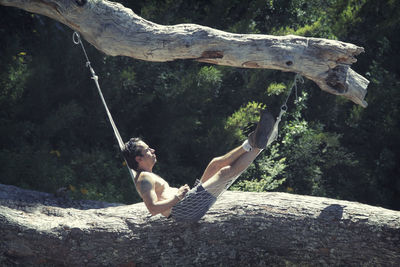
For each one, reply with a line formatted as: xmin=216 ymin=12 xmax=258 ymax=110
xmin=75 ymin=0 xmax=87 ymax=7
xmin=201 ymin=51 xmax=224 ymax=59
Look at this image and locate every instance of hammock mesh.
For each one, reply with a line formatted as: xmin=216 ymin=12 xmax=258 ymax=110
xmin=170 ymin=174 xmax=241 ymax=222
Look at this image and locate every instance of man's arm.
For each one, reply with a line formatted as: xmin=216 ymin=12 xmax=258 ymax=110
xmin=137 ymin=173 xmax=182 ymax=216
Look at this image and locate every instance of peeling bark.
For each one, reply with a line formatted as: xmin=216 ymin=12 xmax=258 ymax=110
xmin=1 ymin=184 xmax=399 ymax=266
xmin=0 ymin=0 xmax=369 ymax=107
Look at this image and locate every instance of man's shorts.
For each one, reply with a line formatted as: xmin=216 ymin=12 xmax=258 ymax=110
xmin=170 ymin=181 xmax=217 ymax=222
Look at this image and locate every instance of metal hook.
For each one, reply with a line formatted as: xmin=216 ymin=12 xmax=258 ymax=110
xmin=72 ymin=31 xmax=92 ymax=68
xmin=72 ymin=31 xmax=81 ymax=45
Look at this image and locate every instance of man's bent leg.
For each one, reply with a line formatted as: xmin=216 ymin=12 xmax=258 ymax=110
xmin=200 ymin=145 xmax=248 ymax=183
xmin=201 ymin=148 xmax=262 ymax=197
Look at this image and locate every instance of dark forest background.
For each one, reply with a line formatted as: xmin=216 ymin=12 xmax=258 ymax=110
xmin=0 ymin=0 xmax=399 ymax=210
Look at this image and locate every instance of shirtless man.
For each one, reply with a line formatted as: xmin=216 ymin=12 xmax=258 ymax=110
xmin=122 ymin=109 xmax=275 ymax=221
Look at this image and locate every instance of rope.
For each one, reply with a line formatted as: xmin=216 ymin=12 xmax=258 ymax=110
xmin=72 ymin=32 xmax=137 ymax=183
xmin=267 ymin=73 xmax=304 ymax=146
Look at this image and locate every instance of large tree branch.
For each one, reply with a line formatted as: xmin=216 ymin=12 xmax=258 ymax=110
xmin=0 ymin=0 xmax=369 ymax=107
xmin=1 ymin=184 xmax=399 ymax=265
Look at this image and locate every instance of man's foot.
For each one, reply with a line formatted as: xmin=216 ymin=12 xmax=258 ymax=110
xmin=248 ymin=109 xmax=275 ymax=149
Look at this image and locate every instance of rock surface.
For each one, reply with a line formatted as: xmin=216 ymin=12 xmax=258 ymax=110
xmin=1 ymin=183 xmax=399 ymax=266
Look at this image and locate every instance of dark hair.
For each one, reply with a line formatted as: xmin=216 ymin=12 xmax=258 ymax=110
xmin=122 ymin=137 xmax=143 ymax=170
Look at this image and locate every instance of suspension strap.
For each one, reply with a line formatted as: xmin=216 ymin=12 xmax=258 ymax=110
xmin=72 ymin=32 xmax=137 ymax=183
xmin=267 ymin=74 xmax=304 ymax=146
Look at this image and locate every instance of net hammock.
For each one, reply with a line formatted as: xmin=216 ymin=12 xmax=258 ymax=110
xmin=170 ymin=74 xmax=303 ymax=221
xmin=73 ymin=31 xmax=303 ymax=222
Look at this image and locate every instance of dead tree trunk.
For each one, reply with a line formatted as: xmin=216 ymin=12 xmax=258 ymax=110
xmin=1 ymin=184 xmax=399 ymax=266
xmin=0 ymin=0 xmax=369 ymax=107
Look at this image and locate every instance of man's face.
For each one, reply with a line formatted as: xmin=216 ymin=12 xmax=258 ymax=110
xmin=135 ymin=141 xmax=157 ymax=168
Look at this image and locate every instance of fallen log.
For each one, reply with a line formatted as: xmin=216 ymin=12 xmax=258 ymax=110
xmin=1 ymin=184 xmax=399 ymax=266
xmin=0 ymin=0 xmax=369 ymax=107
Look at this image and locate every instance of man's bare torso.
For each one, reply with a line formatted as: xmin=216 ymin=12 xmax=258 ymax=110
xmin=137 ymin=172 xmax=179 ymax=217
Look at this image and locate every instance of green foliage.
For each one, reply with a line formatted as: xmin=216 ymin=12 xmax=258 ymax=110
xmin=278 ymin=92 xmax=359 ymax=197
xmin=224 ymin=101 xmax=265 ymax=142
xmin=0 ymin=52 xmax=31 ymax=106
xmin=267 ymin=82 xmax=286 ymax=96
xmin=197 ymin=66 xmax=222 ymax=89
xmin=230 ymin=145 xmax=287 ymax=192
